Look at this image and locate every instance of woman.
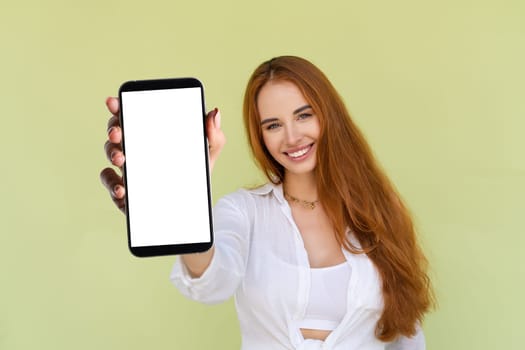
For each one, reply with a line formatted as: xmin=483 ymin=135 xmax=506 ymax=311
xmin=101 ymin=56 xmax=433 ymax=349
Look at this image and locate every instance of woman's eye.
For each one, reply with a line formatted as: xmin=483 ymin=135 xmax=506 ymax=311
xmin=297 ymin=113 xmax=312 ymax=120
xmin=266 ymin=122 xmax=281 ymax=130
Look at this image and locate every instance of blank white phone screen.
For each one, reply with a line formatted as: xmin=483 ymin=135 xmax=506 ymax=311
xmin=121 ymin=87 xmax=211 ymax=247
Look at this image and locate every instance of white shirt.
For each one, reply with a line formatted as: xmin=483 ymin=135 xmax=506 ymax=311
xmin=171 ymin=183 xmax=425 ymax=350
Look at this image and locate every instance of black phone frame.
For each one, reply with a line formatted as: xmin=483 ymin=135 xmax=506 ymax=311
xmin=118 ymin=78 xmax=214 ymax=257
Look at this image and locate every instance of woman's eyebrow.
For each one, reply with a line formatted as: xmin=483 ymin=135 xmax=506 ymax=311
xmin=293 ymin=105 xmax=312 ymax=115
xmin=260 ymin=105 xmax=312 ymax=125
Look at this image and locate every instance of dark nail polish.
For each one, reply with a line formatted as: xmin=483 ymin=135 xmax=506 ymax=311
xmin=209 ymin=108 xmax=218 ymax=119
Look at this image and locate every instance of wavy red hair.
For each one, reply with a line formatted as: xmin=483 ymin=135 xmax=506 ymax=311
xmin=243 ymin=56 xmax=434 ymax=341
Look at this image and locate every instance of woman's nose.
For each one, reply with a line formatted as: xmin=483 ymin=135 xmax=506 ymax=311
xmin=284 ymin=125 xmax=302 ymax=145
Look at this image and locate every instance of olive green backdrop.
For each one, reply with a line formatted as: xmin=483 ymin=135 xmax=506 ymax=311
xmin=1 ymin=0 xmax=523 ymax=349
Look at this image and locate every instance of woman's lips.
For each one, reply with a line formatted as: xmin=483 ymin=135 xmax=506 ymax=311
xmin=284 ymin=144 xmax=313 ymax=160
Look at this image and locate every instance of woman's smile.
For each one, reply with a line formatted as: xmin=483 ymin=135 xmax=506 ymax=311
xmin=284 ymin=143 xmax=314 ymax=160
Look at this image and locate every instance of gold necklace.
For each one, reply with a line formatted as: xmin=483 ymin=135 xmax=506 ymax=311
xmin=284 ymin=192 xmax=319 ymax=210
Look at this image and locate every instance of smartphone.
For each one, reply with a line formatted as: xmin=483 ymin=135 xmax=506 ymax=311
xmin=118 ymin=78 xmax=213 ymax=257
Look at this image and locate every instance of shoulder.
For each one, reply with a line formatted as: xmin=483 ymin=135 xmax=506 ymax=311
xmin=215 ymin=183 xmax=282 ymax=214
xmin=212 ymin=183 xmax=282 ymax=227
xmin=219 ymin=183 xmax=278 ymax=204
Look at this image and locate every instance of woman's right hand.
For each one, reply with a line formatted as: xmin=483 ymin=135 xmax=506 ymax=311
xmin=100 ymin=97 xmax=126 ymax=213
xmin=99 ymin=97 xmax=226 ymax=213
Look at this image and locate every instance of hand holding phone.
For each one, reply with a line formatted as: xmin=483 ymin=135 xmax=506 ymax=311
xmin=116 ymin=78 xmax=215 ymax=257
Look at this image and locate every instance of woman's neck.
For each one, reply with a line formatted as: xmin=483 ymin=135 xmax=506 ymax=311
xmin=283 ymin=172 xmax=318 ymax=201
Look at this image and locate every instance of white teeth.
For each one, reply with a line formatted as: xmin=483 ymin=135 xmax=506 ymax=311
xmin=288 ymin=147 xmax=309 ymax=158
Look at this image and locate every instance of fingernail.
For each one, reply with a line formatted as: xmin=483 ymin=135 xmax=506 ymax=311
xmin=113 ymin=185 xmax=122 ymax=197
xmin=108 ymin=126 xmax=115 ymax=136
xmin=111 ymin=152 xmax=124 ymax=165
xmin=215 ymin=109 xmax=221 ymax=128
xmin=209 ymin=107 xmax=218 ymax=119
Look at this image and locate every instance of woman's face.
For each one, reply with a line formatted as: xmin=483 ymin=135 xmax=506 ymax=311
xmin=257 ymin=80 xmax=320 ymax=178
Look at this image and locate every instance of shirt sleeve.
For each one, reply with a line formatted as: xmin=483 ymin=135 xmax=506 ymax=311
xmin=385 ymin=325 xmax=426 ymax=350
xmin=170 ymin=192 xmax=251 ymax=304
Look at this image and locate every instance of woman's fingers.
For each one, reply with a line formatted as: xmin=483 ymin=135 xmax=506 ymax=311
xmin=104 ymin=101 xmax=124 ymax=167
xmin=104 ymin=140 xmax=125 ymax=167
xmin=106 ymin=97 xmax=122 ymax=144
xmin=106 ymin=113 xmax=122 ymax=144
xmin=106 ymin=96 xmax=120 ymax=115
xmin=207 ymin=108 xmax=226 ymax=150
xmin=206 ymin=108 xmax=226 ymax=172
xmin=100 ymin=167 xmax=125 ymax=196
xmin=102 ymin=97 xmax=126 ymax=213
xmin=100 ymin=167 xmax=126 ymax=212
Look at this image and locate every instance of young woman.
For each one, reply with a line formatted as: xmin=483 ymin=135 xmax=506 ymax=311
xmin=101 ymin=56 xmax=433 ymax=350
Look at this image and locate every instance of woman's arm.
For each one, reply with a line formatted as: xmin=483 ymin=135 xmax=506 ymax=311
xmin=170 ymin=192 xmax=252 ymax=304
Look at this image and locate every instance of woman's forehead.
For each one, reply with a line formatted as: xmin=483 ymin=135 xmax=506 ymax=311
xmin=257 ymin=81 xmax=309 ymax=119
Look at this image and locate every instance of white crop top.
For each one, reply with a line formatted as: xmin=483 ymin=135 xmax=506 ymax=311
xmin=298 ymin=262 xmax=351 ymax=331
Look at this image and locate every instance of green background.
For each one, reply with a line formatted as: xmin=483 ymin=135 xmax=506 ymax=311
xmin=1 ymin=0 xmax=523 ymax=349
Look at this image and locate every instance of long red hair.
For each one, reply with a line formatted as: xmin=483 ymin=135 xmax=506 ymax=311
xmin=243 ymin=56 xmax=434 ymax=341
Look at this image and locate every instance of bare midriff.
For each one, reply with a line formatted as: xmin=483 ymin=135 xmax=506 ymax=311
xmin=300 ymin=328 xmax=331 ymax=341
